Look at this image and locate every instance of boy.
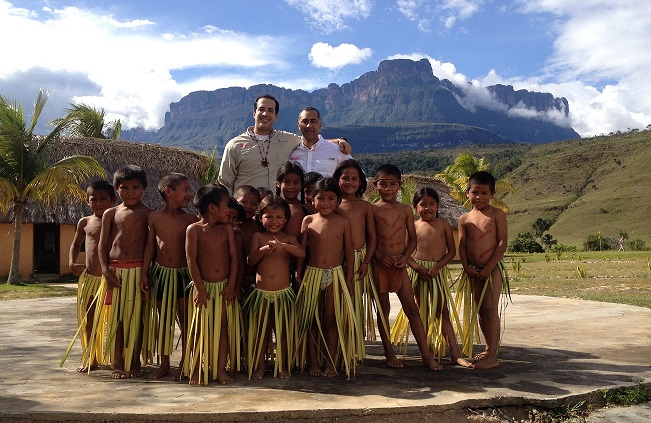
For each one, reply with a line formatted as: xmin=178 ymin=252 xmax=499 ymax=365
xmin=234 ymin=185 xmax=261 ymax=292
xmin=68 ymin=180 xmax=117 ymax=373
xmin=247 ymin=195 xmax=305 ymax=380
xmin=98 ymin=165 xmax=152 ymax=378
xmin=371 ymin=164 xmax=440 ymax=371
xmin=295 ymin=177 xmax=357 ymax=378
xmin=458 ymin=171 xmax=508 ymax=370
xmin=184 ymin=185 xmax=240 ymax=385
xmin=140 ymin=173 xmax=197 ymax=379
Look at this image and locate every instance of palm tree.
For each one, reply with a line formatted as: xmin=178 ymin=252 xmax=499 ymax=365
xmin=435 ymin=153 xmax=515 ymax=212
xmin=0 ymin=91 xmax=106 ymax=284
xmin=51 ymin=103 xmax=121 ymax=139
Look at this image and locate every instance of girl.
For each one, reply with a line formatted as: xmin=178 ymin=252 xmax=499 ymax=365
xmin=247 ymin=195 xmax=305 ymax=379
xmin=276 ymin=161 xmax=307 ymax=238
xmin=390 ymin=187 xmax=473 ymax=367
xmin=332 ymin=159 xmax=384 ymax=361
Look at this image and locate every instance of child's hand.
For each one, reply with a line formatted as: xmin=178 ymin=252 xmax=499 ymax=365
xmin=415 ymin=265 xmax=431 ymax=281
xmin=104 ymin=269 xmax=120 ymax=288
xmin=140 ymin=273 xmax=150 ymax=294
xmin=428 ymin=266 xmax=441 ymax=279
xmin=395 ymin=256 xmax=408 ymax=268
xmin=357 ymin=262 xmax=369 ymax=280
xmin=70 ymin=263 xmax=85 ymax=276
xmin=222 ymin=284 xmax=236 ymax=304
xmin=380 ymin=254 xmax=394 ymax=267
xmin=193 ymin=288 xmax=208 ymax=307
xmin=477 ymin=267 xmax=491 ymax=281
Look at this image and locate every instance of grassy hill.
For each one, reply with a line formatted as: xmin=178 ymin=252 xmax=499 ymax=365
xmin=357 ymin=130 xmax=651 ymax=248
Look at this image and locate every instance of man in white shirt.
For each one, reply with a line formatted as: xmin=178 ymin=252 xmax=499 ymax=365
xmin=218 ymin=96 xmax=351 ymax=194
xmin=288 ymin=107 xmax=352 ymax=177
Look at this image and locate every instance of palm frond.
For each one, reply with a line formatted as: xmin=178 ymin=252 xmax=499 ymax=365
xmin=0 ymin=177 xmax=19 ymax=214
xmin=28 ymin=90 xmax=48 ymax=135
xmin=200 ymin=147 xmax=220 ymax=184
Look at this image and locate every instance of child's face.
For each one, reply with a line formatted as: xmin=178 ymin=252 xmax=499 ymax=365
xmin=210 ymin=197 xmax=230 ymax=223
xmin=278 ymin=173 xmax=302 ymax=201
xmin=87 ymin=190 xmax=115 ymax=217
xmin=168 ymin=179 xmax=193 ymax=208
xmin=374 ymin=175 xmax=401 ymax=202
xmin=339 ymin=167 xmax=361 ymax=197
xmin=227 ymin=207 xmax=239 ymax=228
xmin=313 ymin=190 xmax=339 ymax=216
xmin=466 ymin=182 xmax=494 ymax=210
xmin=415 ymin=195 xmax=439 ymax=222
xmin=117 ymin=178 xmax=145 ymax=207
xmin=260 ymin=206 xmax=287 ymax=234
xmin=236 ymin=192 xmax=260 ymax=220
xmin=303 ymin=184 xmax=315 ymax=205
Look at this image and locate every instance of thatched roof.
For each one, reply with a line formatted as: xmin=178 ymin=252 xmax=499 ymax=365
xmin=364 ymin=173 xmax=466 ymax=229
xmin=1 ymin=137 xmax=210 ymax=225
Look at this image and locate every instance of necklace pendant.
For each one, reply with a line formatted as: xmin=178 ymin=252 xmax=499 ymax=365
xmin=261 ymin=159 xmax=269 ymax=167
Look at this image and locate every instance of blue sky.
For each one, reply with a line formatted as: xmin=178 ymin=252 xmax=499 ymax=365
xmin=1 ymin=0 xmax=650 ymax=137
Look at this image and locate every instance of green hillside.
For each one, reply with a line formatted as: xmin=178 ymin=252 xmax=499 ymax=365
xmin=356 ymin=130 xmax=651 ymax=248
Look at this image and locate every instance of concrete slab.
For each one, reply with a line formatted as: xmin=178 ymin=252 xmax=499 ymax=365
xmin=0 ymin=294 xmax=649 ymax=422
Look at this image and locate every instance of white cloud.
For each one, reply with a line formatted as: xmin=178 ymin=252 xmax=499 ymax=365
xmin=397 ymin=0 xmax=483 ymax=31
xmin=309 ymin=43 xmax=373 ymax=70
xmin=284 ymin=0 xmax=372 ymax=32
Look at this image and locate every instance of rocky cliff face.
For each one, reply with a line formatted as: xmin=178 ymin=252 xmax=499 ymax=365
xmin=147 ymin=58 xmax=579 ymax=152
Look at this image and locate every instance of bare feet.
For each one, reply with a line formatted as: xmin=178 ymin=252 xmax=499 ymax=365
xmin=110 ymin=369 xmax=129 ymax=379
xmin=251 ymin=366 xmax=265 ymax=380
xmin=453 ymin=356 xmax=474 ymax=368
xmin=150 ymin=364 xmax=172 ymax=380
xmin=474 ymin=355 xmax=499 ymax=370
xmin=309 ymin=364 xmax=323 ymax=377
xmin=385 ymin=355 xmax=404 ymax=369
xmin=474 ymin=350 xmax=488 ymax=361
xmin=423 ymin=357 xmax=443 ymax=371
xmin=128 ymin=364 xmax=143 ymax=378
xmin=189 ymin=367 xmax=200 ymax=385
xmin=76 ymin=364 xmax=98 ymax=373
xmin=322 ymin=366 xmax=338 ymax=378
xmin=278 ymin=370 xmax=291 ymax=379
xmin=217 ymin=370 xmax=234 ymax=385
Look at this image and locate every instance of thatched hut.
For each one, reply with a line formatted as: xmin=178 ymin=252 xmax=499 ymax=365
xmin=0 ymin=137 xmax=209 ymax=279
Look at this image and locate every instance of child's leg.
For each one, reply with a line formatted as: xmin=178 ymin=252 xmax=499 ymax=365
xmin=217 ymin=306 xmax=234 ymax=384
xmin=377 ymin=292 xmax=402 ymax=368
xmin=473 ymin=269 xmax=502 ymax=370
xmin=435 ymin=288 xmax=472 ymax=368
xmin=277 ymin=315 xmax=291 ymax=379
xmin=176 ymin=296 xmax=188 ymax=379
xmin=252 ymin=302 xmax=270 ymax=380
xmin=396 ymin=274 xmax=442 ymax=371
xmin=307 ymin=322 xmax=322 ymax=376
xmin=128 ymin=297 xmax=145 ymax=378
xmin=78 ymin=303 xmax=98 ymax=372
xmin=322 ymin=283 xmax=339 ymax=378
xmin=111 ymin=323 xmax=128 ymax=378
xmin=151 ymin=300 xmax=171 ymax=379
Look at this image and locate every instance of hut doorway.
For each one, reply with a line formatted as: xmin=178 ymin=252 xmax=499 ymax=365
xmin=33 ymin=223 xmax=60 ymax=275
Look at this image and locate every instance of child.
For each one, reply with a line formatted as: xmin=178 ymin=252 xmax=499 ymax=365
xmin=234 ymin=185 xmax=262 ymax=293
xmin=256 ymin=186 xmax=273 ymax=202
xmin=457 ymin=171 xmax=509 ymax=370
xmin=295 ymin=177 xmax=357 ymax=378
xmin=276 ymin=161 xmax=307 ymax=238
xmin=140 ymin=173 xmax=197 ymax=379
xmin=390 ymin=187 xmax=473 ymax=368
xmin=98 ymin=165 xmax=152 ymax=379
xmin=302 ymin=171 xmax=322 ymax=214
xmin=227 ymin=197 xmax=246 ymax=298
xmin=67 ymin=180 xmax=117 ymax=373
xmin=371 ymin=164 xmax=440 ymax=371
xmin=184 ymin=185 xmax=241 ymax=385
xmin=247 ymin=195 xmax=305 ymax=380
xmin=332 ymin=159 xmax=382 ymax=361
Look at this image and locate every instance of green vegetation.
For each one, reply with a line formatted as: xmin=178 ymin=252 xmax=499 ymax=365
xmin=601 ymin=383 xmax=650 ymax=406
xmin=0 ymin=280 xmax=76 ymax=300
xmin=51 ymin=103 xmax=122 ymax=139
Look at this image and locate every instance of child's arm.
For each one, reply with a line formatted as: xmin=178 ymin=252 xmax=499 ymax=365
xmin=68 ymin=218 xmax=87 ymax=276
xmin=429 ymin=221 xmax=456 ymax=278
xmin=343 ymin=218 xmax=355 ymax=291
xmin=274 ymin=235 xmax=306 ymax=259
xmin=139 ymin=214 xmax=157 ymax=294
xmin=359 ymin=202 xmax=376 ymax=279
xmin=407 ymin=256 xmax=431 ymax=281
xmin=185 ymin=225 xmax=208 ymax=307
xmin=234 ymin=230 xmax=245 ymax=300
xmin=222 ymin=225 xmax=238 ymax=304
xmin=397 ymin=205 xmax=417 ymax=268
xmin=98 ymin=209 xmax=120 ymax=288
xmin=476 ymin=208 xmax=508 ymax=281
xmin=247 ymin=232 xmax=268 ymax=267
xmin=457 ymin=214 xmax=477 ymax=278
xmin=295 ymin=217 xmax=311 ymax=286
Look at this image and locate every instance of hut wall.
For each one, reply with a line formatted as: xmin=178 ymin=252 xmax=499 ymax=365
xmin=60 ymin=224 xmax=77 ymax=275
xmin=0 ymin=223 xmax=34 ymax=279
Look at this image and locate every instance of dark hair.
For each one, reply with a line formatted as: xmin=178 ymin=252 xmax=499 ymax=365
xmin=276 ymin=161 xmax=305 ymax=197
xmin=157 ymin=172 xmax=189 ymax=200
xmin=113 ymin=165 xmax=147 ymax=189
xmin=254 ymin=94 xmax=279 ymax=115
xmin=234 ymin=185 xmax=261 ymax=202
xmin=467 ymin=171 xmax=496 ymax=193
xmin=413 ymin=187 xmax=440 ymax=218
xmin=256 ymin=186 xmax=273 ymax=200
xmin=227 ymin=197 xmax=246 ymax=222
xmin=257 ymin=195 xmax=291 ymax=223
xmin=333 ymin=159 xmax=367 ymax=198
xmin=298 ymin=106 xmax=321 ymax=119
xmin=87 ymin=180 xmax=116 ymax=199
xmin=194 ymin=184 xmax=229 ymax=215
xmin=374 ymin=164 xmax=401 ymax=180
xmin=311 ymin=177 xmax=341 ymax=202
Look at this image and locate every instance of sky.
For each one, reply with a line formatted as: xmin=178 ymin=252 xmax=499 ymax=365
xmin=1 ymin=0 xmax=650 ymax=138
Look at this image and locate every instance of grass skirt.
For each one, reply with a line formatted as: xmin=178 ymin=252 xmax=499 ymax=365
xmin=352 ymin=246 xmax=386 ymax=359
xmin=244 ymin=286 xmax=296 ymax=379
xmin=295 ymin=265 xmax=359 ymax=378
xmin=183 ymin=279 xmax=243 ymax=385
xmin=390 ymin=261 xmax=460 ymax=361
xmin=453 ymin=261 xmax=510 ymax=358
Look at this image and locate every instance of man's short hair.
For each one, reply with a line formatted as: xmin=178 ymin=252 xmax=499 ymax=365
xmin=234 ymin=185 xmax=261 ymax=202
xmin=157 ymin=172 xmax=189 ymax=200
xmin=254 ymin=94 xmax=279 ymax=115
xmin=374 ymin=164 xmax=401 ymax=181
xmin=113 ymin=165 xmax=147 ymax=189
xmin=299 ymin=106 xmax=321 ymax=119
xmin=87 ymin=180 xmax=116 ymax=199
xmin=467 ymin=171 xmax=496 ymax=193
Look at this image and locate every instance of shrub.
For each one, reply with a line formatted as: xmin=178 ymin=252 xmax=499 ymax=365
xmin=583 ymin=233 xmax=614 ymax=251
xmin=627 ymin=239 xmax=648 ymax=251
xmin=509 ymin=232 xmax=544 ymax=253
xmin=550 ymin=244 xmax=578 ymax=253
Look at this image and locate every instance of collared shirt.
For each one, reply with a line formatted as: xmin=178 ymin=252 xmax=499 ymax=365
xmin=218 ymin=128 xmax=301 ymax=194
xmin=288 ymin=136 xmax=353 ymax=177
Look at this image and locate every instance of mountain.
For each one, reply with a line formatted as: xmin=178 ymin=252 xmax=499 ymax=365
xmin=126 ymin=58 xmax=579 ymax=152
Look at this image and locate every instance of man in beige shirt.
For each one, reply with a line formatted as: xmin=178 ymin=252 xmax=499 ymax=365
xmin=218 ymin=95 xmax=350 ymax=194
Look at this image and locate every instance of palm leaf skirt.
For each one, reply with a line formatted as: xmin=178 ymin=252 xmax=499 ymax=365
xmin=183 ymin=280 xmax=243 ymax=385
xmin=244 ymin=286 xmax=296 ymax=379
